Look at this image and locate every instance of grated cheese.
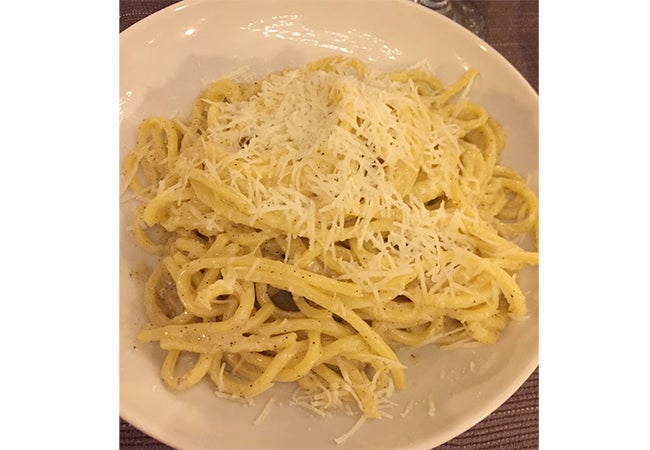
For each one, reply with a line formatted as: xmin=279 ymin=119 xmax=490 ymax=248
xmin=334 ymin=414 xmax=368 ymax=445
xmin=181 ymin=62 xmax=484 ymax=299
xmin=400 ymin=400 xmax=416 ymax=418
xmin=428 ymin=395 xmax=436 ymax=417
xmin=253 ymin=397 xmax=275 ymax=425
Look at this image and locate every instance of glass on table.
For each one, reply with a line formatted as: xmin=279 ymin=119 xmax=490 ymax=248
xmin=414 ymin=0 xmax=486 ymax=39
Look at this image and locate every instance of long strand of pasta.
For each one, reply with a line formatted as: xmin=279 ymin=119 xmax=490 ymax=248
xmin=123 ymin=56 xmax=538 ymax=418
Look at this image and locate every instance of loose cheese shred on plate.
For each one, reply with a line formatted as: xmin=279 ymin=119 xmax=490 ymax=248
xmin=400 ymin=400 xmax=416 ymax=418
xmin=428 ymin=395 xmax=436 ymax=417
xmin=253 ymin=397 xmax=275 ymax=425
xmin=334 ymin=414 xmax=368 ymax=445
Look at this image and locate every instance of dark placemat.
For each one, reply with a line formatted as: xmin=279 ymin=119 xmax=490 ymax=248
xmin=119 ymin=1 xmax=539 ymax=448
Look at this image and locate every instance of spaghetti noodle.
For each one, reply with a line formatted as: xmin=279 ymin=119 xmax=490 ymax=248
xmin=121 ymin=56 xmax=538 ymax=419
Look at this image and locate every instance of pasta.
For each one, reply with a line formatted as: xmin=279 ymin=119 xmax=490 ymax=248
xmin=121 ymin=56 xmax=538 ymax=419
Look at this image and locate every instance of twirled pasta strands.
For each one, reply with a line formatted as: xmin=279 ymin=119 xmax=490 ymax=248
xmin=122 ymin=56 xmax=539 ymax=419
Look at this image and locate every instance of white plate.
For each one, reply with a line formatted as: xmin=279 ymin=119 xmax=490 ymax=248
xmin=119 ymin=1 xmax=539 ymax=449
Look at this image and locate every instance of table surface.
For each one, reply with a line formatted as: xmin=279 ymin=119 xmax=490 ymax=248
xmin=119 ymin=1 xmax=539 ymax=448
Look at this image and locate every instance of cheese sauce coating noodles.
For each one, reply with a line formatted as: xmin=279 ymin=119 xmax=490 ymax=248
xmin=121 ymin=56 xmax=539 ymax=418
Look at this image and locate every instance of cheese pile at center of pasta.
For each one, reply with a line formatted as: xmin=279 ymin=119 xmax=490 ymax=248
xmin=192 ymin=62 xmax=500 ymax=294
xmin=123 ymin=57 xmax=538 ymax=420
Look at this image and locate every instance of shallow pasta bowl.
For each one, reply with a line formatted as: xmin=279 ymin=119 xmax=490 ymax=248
xmin=119 ymin=0 xmax=539 ymax=449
